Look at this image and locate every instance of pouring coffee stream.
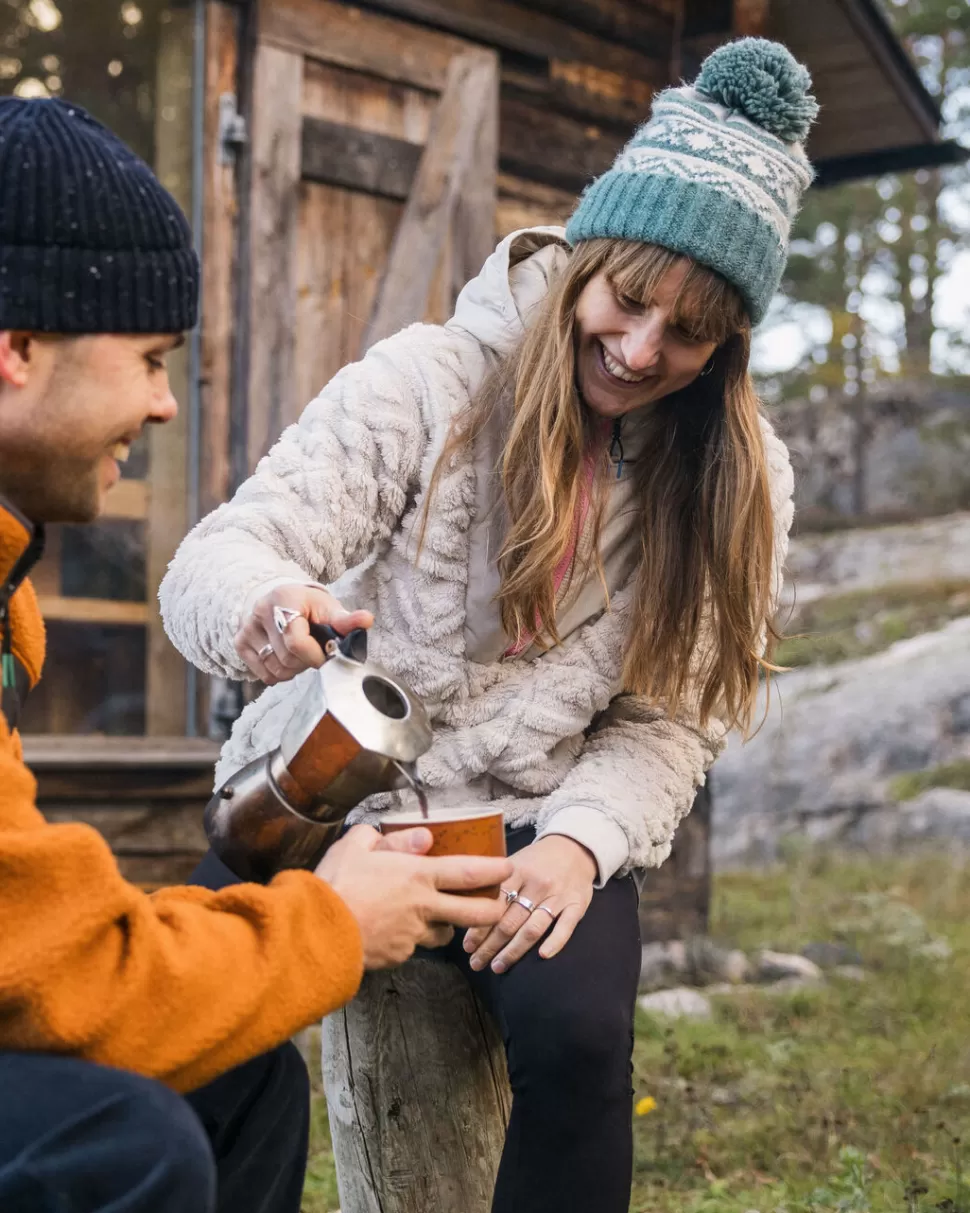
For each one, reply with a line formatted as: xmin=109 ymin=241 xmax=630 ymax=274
xmin=393 ymin=759 xmax=430 ymax=820
xmin=204 ymin=618 xmax=433 ymax=881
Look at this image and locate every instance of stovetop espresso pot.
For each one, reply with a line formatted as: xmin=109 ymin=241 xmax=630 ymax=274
xmin=204 ymin=624 xmax=432 ymax=883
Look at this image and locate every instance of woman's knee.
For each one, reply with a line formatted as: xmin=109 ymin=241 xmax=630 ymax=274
xmin=505 ymin=994 xmax=634 ymax=1092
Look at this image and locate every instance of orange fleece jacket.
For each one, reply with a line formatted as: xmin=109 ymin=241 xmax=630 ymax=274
xmin=0 ymin=501 xmax=364 ymax=1093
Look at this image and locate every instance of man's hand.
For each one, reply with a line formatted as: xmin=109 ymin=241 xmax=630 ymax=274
xmin=314 ymin=825 xmax=513 ymax=970
xmin=235 ymin=583 xmax=373 ymax=685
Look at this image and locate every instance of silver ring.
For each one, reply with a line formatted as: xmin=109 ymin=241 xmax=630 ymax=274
xmin=513 ymin=894 xmax=537 ymax=913
xmin=502 ymin=888 xmax=518 ymax=906
xmin=258 ymin=643 xmax=274 ymax=658
xmin=535 ymin=905 xmax=556 ymax=919
xmin=273 ymin=605 xmax=303 ymax=634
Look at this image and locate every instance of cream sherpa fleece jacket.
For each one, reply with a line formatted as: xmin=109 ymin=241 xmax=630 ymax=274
xmin=160 ymin=227 xmax=794 ymax=880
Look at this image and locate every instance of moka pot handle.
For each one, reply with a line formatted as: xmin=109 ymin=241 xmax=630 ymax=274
xmin=308 ymin=622 xmax=369 ymax=664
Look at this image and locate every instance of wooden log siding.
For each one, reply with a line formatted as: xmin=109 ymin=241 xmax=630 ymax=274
xmin=350 ymin=0 xmax=668 ymax=83
xmin=301 ymin=100 xmax=622 ymax=203
xmin=261 ymin=0 xmax=664 ymax=129
xmin=25 ymin=737 xmax=219 ymax=887
xmin=733 ymin=0 xmax=770 ymax=35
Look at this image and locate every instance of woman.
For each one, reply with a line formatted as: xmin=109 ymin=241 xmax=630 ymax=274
xmin=162 ymin=38 xmax=815 ymax=1213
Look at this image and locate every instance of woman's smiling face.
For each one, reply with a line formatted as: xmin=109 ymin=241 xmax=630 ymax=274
xmin=573 ymin=260 xmax=720 ymax=421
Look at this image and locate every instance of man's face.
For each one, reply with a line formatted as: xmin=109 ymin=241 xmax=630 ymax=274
xmin=0 ymin=332 xmax=181 ymax=523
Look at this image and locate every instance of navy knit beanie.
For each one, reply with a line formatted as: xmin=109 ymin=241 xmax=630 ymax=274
xmin=0 ymin=97 xmax=199 ymax=334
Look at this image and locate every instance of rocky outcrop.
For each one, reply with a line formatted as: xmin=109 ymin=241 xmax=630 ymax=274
xmin=775 ymin=381 xmax=970 ymax=528
xmin=783 ymin=512 xmax=970 ymax=607
xmin=711 ymin=617 xmax=970 ymax=866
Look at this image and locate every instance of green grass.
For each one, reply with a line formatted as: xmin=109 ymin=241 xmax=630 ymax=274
xmin=303 ymin=851 xmax=970 ymax=1212
xmin=775 ymin=580 xmax=970 ymax=668
xmin=889 ymin=760 xmax=970 ymax=802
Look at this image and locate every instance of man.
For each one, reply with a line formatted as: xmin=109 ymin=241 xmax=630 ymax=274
xmin=0 ymin=97 xmax=511 ymax=1213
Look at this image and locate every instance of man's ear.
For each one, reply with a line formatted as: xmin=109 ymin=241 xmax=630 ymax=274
xmin=0 ymin=333 xmax=32 ymax=388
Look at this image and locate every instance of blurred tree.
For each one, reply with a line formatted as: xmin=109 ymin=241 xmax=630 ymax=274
xmin=764 ymin=0 xmax=970 ymax=403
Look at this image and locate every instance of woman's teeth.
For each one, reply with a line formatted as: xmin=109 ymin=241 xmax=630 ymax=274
xmin=601 ymin=344 xmax=647 ymax=384
xmin=110 ymin=442 xmax=131 ymax=463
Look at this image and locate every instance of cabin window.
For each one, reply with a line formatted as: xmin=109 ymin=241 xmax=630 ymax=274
xmin=1 ymin=0 xmax=200 ymax=737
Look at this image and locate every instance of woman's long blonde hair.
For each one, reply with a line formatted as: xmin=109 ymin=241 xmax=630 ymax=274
xmin=422 ymin=238 xmax=778 ymax=734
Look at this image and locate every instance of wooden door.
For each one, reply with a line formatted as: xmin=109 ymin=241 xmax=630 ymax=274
xmin=244 ymin=0 xmax=500 ymax=469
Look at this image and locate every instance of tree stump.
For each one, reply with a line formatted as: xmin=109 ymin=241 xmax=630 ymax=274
xmin=321 ymin=957 xmax=511 ymax=1213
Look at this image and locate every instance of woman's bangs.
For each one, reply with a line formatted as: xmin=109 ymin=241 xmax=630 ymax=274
xmin=600 ymin=240 xmax=747 ymax=346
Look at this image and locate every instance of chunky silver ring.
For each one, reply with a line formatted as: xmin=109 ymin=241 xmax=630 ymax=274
xmin=535 ymin=905 xmax=556 ymax=919
xmin=258 ymin=642 xmax=274 ymax=658
xmin=273 ymin=605 xmax=303 ymax=635
xmin=513 ymin=894 xmax=537 ymax=913
xmin=502 ymin=888 xmax=518 ymax=906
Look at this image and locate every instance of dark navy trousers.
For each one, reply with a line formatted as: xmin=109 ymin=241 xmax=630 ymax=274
xmin=0 ymin=1029 xmax=311 ymax=1213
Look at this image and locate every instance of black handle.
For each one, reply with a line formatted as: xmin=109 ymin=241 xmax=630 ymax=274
xmin=308 ymin=622 xmax=368 ymax=664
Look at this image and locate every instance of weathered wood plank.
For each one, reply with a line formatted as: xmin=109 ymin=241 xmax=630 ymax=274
xmin=302 ymin=57 xmax=435 ymax=143
xmin=526 ymin=0 xmax=672 ymax=46
xmin=302 ymin=118 xmax=422 ymax=200
xmin=37 ymin=596 xmax=148 ymax=626
xmin=23 ymin=736 xmax=220 ymax=767
xmin=117 ymin=854 xmax=204 ymax=886
xmin=101 ymin=479 xmax=148 ymax=521
xmin=499 ymin=62 xmax=651 ymax=130
xmin=262 ymin=0 xmax=465 ymax=93
xmin=296 ymin=59 xmax=428 ymax=396
xmin=733 ymin=0 xmax=770 ymax=35
xmin=146 ymin=6 xmax=194 ymax=735
xmin=448 ymin=51 xmax=498 ymax=307
xmin=265 ymin=0 xmax=658 ymax=131
xmin=500 ymin=95 xmax=621 ymax=193
xmin=323 ymin=958 xmax=511 ymax=1213
xmin=298 ymin=155 xmax=574 ymax=269
xmin=545 ymin=60 xmax=654 ymax=125
xmin=43 ymin=805 xmax=208 ymax=853
xmin=301 ymin=98 xmax=615 ymax=214
xmin=247 ymin=44 xmax=303 ymax=468
xmin=362 ymin=49 xmax=499 ymax=351
xmin=200 ymin=1 xmax=241 ymax=517
xmin=497 ymin=172 xmax=576 ymax=237
xmin=352 ymin=0 xmax=666 ymax=84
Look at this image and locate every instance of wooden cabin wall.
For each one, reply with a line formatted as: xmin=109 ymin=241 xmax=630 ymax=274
xmin=255 ymin=0 xmax=672 ymax=306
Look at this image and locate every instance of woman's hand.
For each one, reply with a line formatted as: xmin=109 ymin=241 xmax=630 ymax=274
xmin=234 ymin=583 xmax=373 ymax=685
xmin=462 ymin=835 xmax=597 ymax=974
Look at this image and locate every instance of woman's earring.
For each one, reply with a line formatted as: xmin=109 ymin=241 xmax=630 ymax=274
xmin=700 ymin=356 xmax=716 ymax=378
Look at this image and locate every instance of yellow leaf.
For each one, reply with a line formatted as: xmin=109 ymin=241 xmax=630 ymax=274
xmin=635 ymin=1096 xmax=657 ymax=1117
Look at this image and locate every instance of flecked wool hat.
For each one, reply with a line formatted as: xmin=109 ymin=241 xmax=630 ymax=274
xmin=565 ymin=38 xmax=819 ymax=325
xmin=0 ymin=97 xmax=199 ymax=334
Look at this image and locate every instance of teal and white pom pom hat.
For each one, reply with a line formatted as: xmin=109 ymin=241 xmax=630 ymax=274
xmin=565 ymin=38 xmax=820 ymax=325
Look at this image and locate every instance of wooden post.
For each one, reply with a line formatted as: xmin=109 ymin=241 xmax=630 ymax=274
xmin=362 ymin=49 xmax=499 ymax=352
xmin=322 ymin=958 xmax=511 ymax=1213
